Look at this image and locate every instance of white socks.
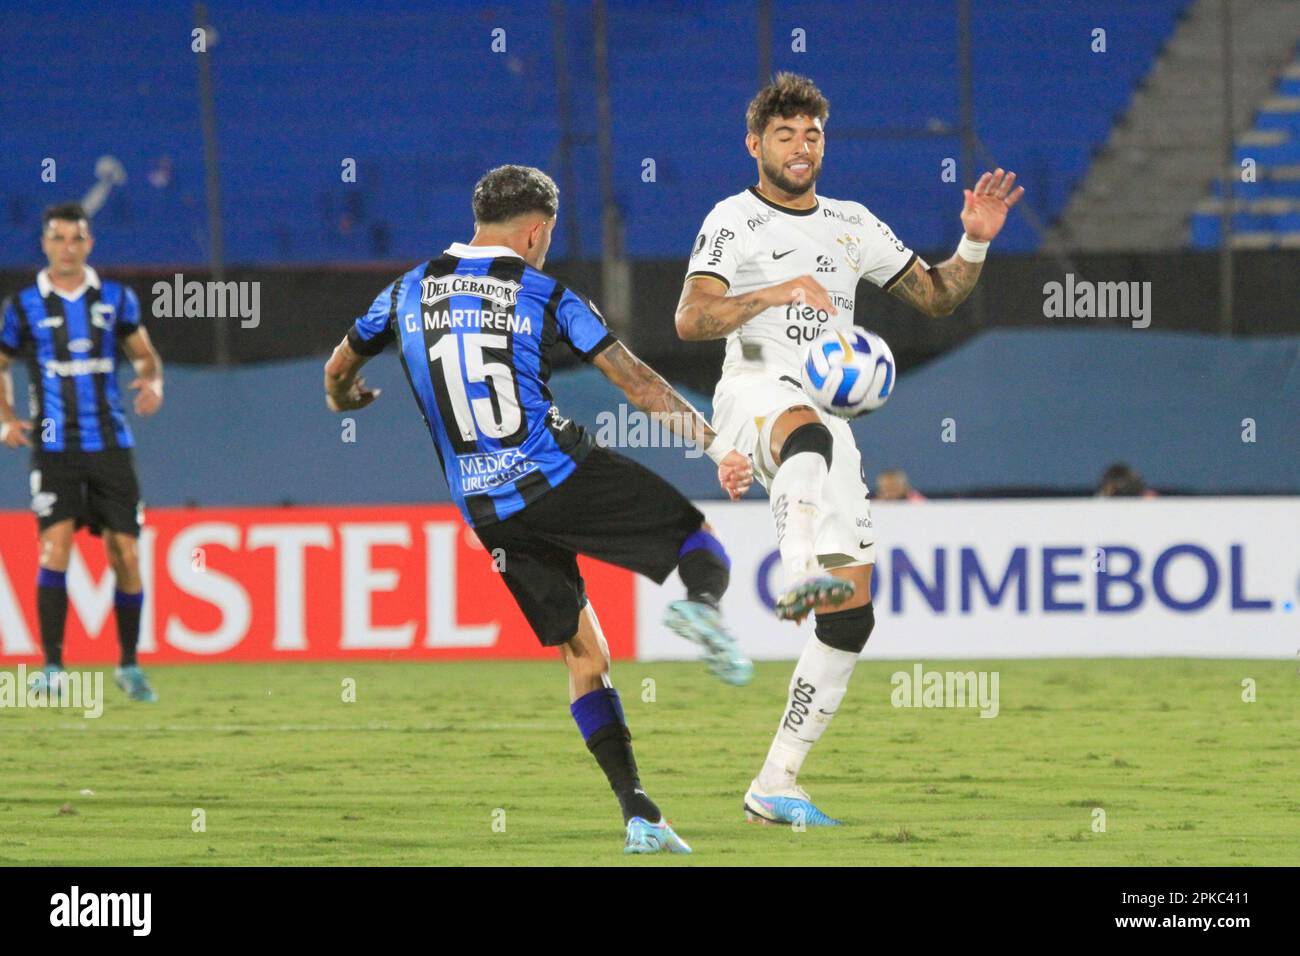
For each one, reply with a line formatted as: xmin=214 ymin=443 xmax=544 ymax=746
xmin=769 ymin=451 xmax=827 ymax=579
xmin=756 ymin=634 xmax=860 ymax=793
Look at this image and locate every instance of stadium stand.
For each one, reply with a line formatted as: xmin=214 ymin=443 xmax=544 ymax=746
xmin=1 ymin=0 xmax=1190 ymax=265
xmin=1193 ymin=54 xmax=1300 ymax=248
xmin=1056 ymin=0 xmax=1300 ymax=251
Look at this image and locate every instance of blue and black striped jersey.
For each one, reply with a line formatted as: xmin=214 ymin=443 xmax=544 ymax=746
xmin=1 ymin=268 xmax=142 ymax=452
xmin=348 ymin=243 xmax=617 ymax=527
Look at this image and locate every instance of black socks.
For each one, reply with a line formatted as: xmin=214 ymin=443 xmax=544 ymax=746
xmin=115 ymin=590 xmax=145 ymax=666
xmin=585 ymin=723 xmax=661 ymax=823
xmin=36 ymin=568 xmax=68 ymax=667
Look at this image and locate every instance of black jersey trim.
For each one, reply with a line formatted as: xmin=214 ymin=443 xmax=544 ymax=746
xmin=347 ymin=325 xmax=387 ymax=356
xmin=579 ymin=332 xmax=618 ymax=362
xmin=685 ymin=270 xmax=731 ymax=291
xmin=347 ymin=278 xmax=402 ymax=356
xmin=0 ymin=341 xmax=17 ymax=357
xmin=883 ymin=252 xmax=919 ymax=292
xmin=747 ymin=186 xmax=819 ymax=217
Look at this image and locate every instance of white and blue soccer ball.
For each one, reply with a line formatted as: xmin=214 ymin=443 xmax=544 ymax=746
xmin=799 ymin=327 xmax=896 ymax=419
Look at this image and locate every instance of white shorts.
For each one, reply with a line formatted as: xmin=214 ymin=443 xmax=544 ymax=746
xmin=712 ymin=371 xmax=876 ymax=568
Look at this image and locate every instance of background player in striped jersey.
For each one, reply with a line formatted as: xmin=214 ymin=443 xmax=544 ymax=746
xmin=324 ymin=165 xmax=755 ymax=854
xmin=676 ymin=73 xmax=1024 ymax=825
xmin=0 ymin=203 xmax=166 ymax=702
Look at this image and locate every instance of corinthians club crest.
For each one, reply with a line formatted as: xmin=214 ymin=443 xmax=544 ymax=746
xmin=836 ymin=233 xmax=862 ymax=273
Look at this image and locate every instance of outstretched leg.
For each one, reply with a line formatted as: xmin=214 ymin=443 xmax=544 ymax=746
xmin=664 ymin=523 xmax=753 ymax=685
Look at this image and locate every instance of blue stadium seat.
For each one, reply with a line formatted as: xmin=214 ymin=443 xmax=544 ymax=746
xmin=1 ymin=0 xmax=1190 ymax=266
xmin=1196 ymin=47 xmax=1300 ymax=249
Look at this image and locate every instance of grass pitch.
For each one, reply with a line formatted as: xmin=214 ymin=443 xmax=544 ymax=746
xmin=1 ymin=658 xmax=1296 ymax=866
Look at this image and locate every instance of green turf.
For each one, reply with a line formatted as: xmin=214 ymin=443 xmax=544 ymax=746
xmin=1 ymin=658 xmax=1296 ymax=865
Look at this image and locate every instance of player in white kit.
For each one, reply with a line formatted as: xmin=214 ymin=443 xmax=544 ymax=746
xmin=675 ymin=73 xmax=1024 ymax=825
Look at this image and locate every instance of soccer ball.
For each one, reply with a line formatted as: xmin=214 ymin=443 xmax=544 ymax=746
xmin=799 ymin=327 xmax=896 ymax=418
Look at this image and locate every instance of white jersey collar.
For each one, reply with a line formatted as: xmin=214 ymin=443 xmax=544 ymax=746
xmin=748 ymin=186 xmax=820 ymax=217
xmin=37 ymin=266 xmax=100 ymax=300
xmin=445 ymin=242 xmax=524 ymax=260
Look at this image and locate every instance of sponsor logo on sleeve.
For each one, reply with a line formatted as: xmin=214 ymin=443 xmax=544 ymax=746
xmin=704 ymin=228 xmax=736 ymax=267
xmin=874 ymin=219 xmax=906 ymax=253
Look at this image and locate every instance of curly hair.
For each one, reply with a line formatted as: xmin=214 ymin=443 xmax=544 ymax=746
xmin=472 ymin=165 xmax=559 ymax=224
xmin=746 ymin=72 xmax=829 ymax=136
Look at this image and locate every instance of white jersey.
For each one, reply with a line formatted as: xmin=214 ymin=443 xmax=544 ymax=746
xmin=685 ymin=187 xmax=917 ymax=378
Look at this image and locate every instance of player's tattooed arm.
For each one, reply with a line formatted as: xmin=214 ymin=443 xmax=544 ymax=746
xmin=890 ymin=168 xmax=1024 ymax=318
xmin=324 ymin=337 xmax=381 ymax=412
xmin=593 ymin=341 xmax=754 ymax=498
xmin=889 ymin=256 xmax=982 ymax=318
xmin=594 ymin=341 xmax=719 ymax=447
xmin=120 ymin=325 xmax=164 ymax=416
xmin=675 ymin=277 xmax=770 ymax=340
xmin=675 ymin=275 xmax=838 ymax=340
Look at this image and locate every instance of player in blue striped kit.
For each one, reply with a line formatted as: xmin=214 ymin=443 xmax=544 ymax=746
xmin=0 ymin=204 xmax=165 ymax=702
xmin=325 ymin=166 xmax=755 ymax=854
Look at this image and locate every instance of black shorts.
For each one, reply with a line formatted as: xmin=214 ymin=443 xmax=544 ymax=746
xmin=30 ymin=448 xmax=143 ymax=537
xmin=474 ymin=447 xmax=705 ymax=647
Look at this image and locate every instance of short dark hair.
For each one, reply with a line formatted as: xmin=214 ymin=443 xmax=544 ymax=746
xmin=42 ymin=202 xmax=90 ymax=231
xmin=1099 ymin=462 xmax=1146 ymax=496
xmin=746 ymin=72 xmax=830 ymax=137
xmin=472 ymin=165 xmax=558 ymax=224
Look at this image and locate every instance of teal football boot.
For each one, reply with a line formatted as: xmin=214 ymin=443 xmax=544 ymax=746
xmin=663 ymin=599 xmax=753 ymax=686
xmin=624 ymin=816 xmax=693 ymax=854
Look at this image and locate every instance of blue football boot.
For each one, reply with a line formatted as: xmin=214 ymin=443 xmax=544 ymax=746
xmin=114 ymin=665 xmax=158 ymax=702
xmin=624 ymin=816 xmax=693 ymax=854
xmin=663 ymin=599 xmax=753 ymax=686
xmin=743 ymin=779 xmax=842 ymax=827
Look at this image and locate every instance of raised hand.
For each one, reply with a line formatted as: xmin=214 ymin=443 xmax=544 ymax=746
xmin=961 ymin=169 xmax=1025 ymax=242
